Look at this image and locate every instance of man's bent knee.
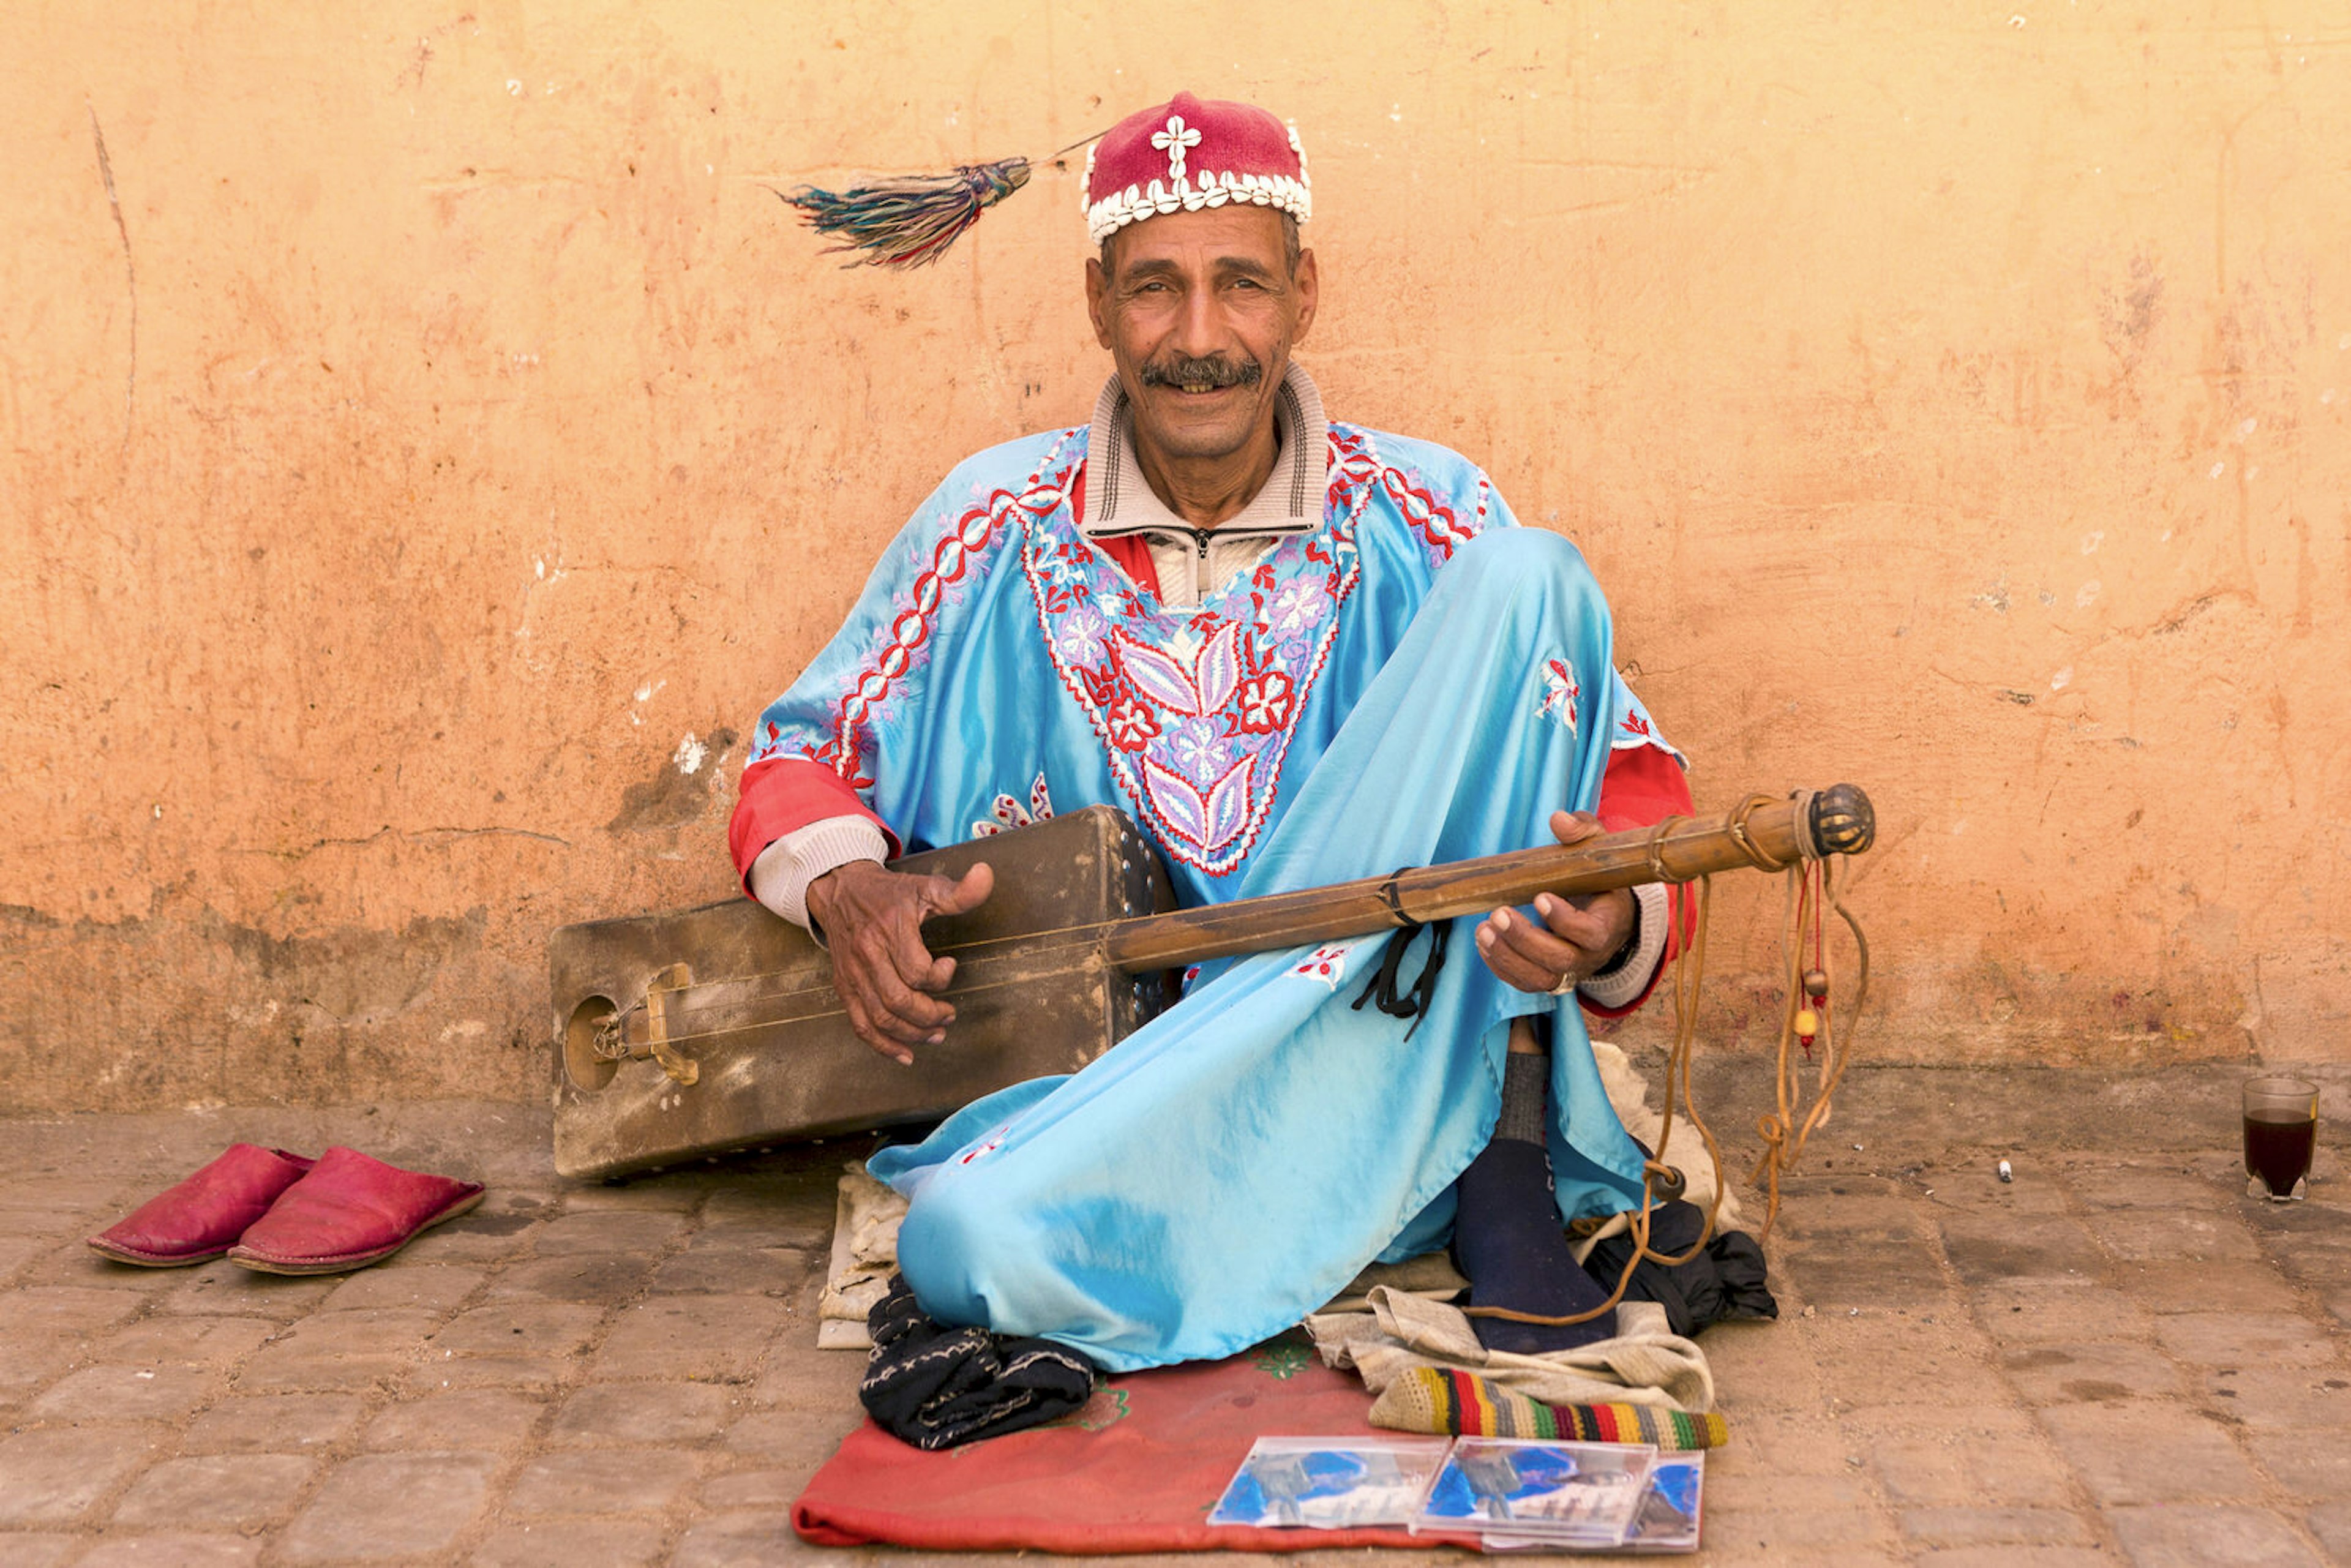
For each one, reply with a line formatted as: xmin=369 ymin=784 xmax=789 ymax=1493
xmin=894 ymin=1169 xmax=1021 ymax=1329
xmin=1444 ymin=528 xmax=1607 ymax=623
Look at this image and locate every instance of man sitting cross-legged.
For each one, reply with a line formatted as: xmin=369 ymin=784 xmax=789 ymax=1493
xmin=731 ymin=92 xmax=1695 ymax=1439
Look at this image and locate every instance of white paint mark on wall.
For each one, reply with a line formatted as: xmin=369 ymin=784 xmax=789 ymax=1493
xmin=535 ymin=559 xmax=546 ymax=579
xmin=506 ymin=78 xmax=523 ymax=96
xmin=2210 ymin=461 xmax=2226 ymax=479
xmin=2051 ymin=666 xmax=2074 ymax=691
xmin=634 ymin=680 xmax=666 ymax=703
xmin=2080 ymin=531 xmax=2104 ymax=555
xmin=2075 ymin=580 xmax=2101 ymax=609
xmin=674 ymin=733 xmax=709 ymax=775
xmin=438 ymin=1019 xmax=489 ymax=1041
xmin=2237 ymin=416 xmax=2259 ymax=439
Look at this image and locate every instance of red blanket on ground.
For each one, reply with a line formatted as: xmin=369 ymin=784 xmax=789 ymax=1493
xmin=792 ymin=1335 xmax=1436 ymax=1553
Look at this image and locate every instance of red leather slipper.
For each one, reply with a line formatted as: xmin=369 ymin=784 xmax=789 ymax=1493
xmin=226 ymin=1146 xmax=484 ymax=1275
xmin=87 ymin=1144 xmax=318 ymax=1267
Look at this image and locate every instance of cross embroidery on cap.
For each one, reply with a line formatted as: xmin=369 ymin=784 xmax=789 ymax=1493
xmin=1150 ymin=115 xmax=1202 ymax=181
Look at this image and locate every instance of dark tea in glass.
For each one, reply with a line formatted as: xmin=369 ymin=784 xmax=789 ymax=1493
xmin=2242 ymin=1076 xmax=2318 ymax=1202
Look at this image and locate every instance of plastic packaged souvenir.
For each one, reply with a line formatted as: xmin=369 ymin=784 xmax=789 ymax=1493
xmin=1207 ymin=1436 xmax=1455 ymax=1529
xmin=1621 ymin=1451 xmax=1704 ymax=1552
xmin=1412 ymin=1438 xmax=1659 ymax=1546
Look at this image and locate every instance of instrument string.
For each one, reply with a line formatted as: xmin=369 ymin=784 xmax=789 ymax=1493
xmin=594 ymin=968 xmax=1131 ymax=1052
xmin=599 ymin=812 xmax=1769 ymax=1029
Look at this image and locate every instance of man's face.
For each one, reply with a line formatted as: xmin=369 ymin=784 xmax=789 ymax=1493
xmin=1085 ymin=206 xmax=1319 ymax=467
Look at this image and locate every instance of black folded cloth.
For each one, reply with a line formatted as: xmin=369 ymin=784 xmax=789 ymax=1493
xmin=858 ymin=1274 xmax=1097 ymax=1450
xmin=1580 ymin=1199 xmax=1779 ymax=1338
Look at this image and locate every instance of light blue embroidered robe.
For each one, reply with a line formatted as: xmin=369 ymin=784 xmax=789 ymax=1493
xmin=748 ymin=420 xmax=1682 ymax=1371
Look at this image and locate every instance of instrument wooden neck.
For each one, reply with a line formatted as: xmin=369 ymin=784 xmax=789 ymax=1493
xmin=1099 ymin=786 xmax=1872 ymax=973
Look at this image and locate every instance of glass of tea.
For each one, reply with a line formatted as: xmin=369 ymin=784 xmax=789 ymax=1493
xmin=2242 ymin=1076 xmax=2319 ymax=1202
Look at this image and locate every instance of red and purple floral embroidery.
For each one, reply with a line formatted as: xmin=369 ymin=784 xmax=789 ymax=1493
xmin=1023 ymin=426 xmax=1395 ymax=876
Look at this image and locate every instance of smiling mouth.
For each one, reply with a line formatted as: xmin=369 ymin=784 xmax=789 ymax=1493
xmin=1139 ymin=356 xmax=1262 ymax=399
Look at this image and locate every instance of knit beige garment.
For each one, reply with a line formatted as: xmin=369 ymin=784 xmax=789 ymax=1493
xmin=1307 ymin=1286 xmax=1716 ymax=1416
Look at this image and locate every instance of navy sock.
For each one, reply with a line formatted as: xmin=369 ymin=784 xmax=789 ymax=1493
xmin=1453 ymin=1052 xmax=1617 ymax=1354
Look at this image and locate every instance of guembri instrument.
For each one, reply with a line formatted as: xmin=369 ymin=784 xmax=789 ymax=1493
xmin=549 ymin=785 xmax=1875 ymax=1180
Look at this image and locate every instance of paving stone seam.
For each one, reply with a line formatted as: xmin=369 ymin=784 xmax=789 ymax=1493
xmin=2026 ymin=1152 xmax=2343 ymax=1564
xmin=403 ymin=1184 xmax=710 ymax=1566
xmin=0 ymin=1161 xmax=296 ymax=1551
xmin=1922 ymin=1153 xmax=2143 ymax=1562
xmin=416 ymin=1176 xmax=840 ymax=1564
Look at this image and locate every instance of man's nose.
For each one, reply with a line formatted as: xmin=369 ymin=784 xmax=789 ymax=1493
xmin=1168 ymin=281 xmax=1228 ymax=359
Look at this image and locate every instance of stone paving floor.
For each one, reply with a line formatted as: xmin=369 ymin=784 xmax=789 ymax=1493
xmin=1 ymin=1059 xmax=2346 ymax=1567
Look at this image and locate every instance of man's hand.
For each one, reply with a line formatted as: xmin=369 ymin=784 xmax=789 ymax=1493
xmin=1474 ymin=810 xmax=1635 ymax=995
xmin=806 ymin=860 xmax=994 ymax=1065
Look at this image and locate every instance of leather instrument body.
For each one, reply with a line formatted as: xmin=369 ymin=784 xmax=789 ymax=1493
xmin=550 ymin=806 xmax=1175 ymax=1180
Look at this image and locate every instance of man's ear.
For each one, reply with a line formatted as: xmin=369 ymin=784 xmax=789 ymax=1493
xmin=1289 ymin=248 xmax=1320 ymax=345
xmin=1085 ymin=253 xmax=1116 ymax=350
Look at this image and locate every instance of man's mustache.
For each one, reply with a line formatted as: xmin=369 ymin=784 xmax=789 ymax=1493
xmin=1138 ymin=354 xmax=1263 ymax=391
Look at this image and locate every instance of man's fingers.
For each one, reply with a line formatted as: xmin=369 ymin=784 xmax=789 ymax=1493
xmin=1531 ymin=891 xmax=1618 ymax=953
xmin=880 ymin=910 xmax=953 ymax=997
xmin=1486 ymin=906 xmax=1588 ymax=972
xmin=1475 ymin=908 xmax=1575 ymax=991
xmin=850 ymin=980 xmax=939 ymax=1056
xmin=1548 ymin=809 xmax=1605 ymax=847
xmin=838 ymin=992 xmax=915 ymax=1066
xmin=926 ymin=863 xmax=995 ymax=918
xmin=858 ymin=946 xmax=957 ymax=1032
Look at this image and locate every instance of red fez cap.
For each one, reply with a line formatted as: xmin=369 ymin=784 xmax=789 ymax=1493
xmin=1082 ymin=91 xmax=1310 ymax=244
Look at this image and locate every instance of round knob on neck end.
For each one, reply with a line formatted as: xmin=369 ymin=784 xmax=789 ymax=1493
xmin=1807 ymin=784 xmax=1876 ymax=858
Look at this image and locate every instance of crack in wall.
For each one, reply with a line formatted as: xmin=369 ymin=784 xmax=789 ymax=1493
xmin=86 ymin=102 xmax=137 ymax=456
xmin=231 ymin=825 xmax=576 ymax=861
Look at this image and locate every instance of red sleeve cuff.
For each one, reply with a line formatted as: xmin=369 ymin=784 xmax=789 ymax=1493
xmin=728 ymin=758 xmax=901 ymax=891
xmin=1584 ymin=743 xmax=1698 ymax=1019
xmin=1595 ymin=740 xmax=1693 ymax=837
